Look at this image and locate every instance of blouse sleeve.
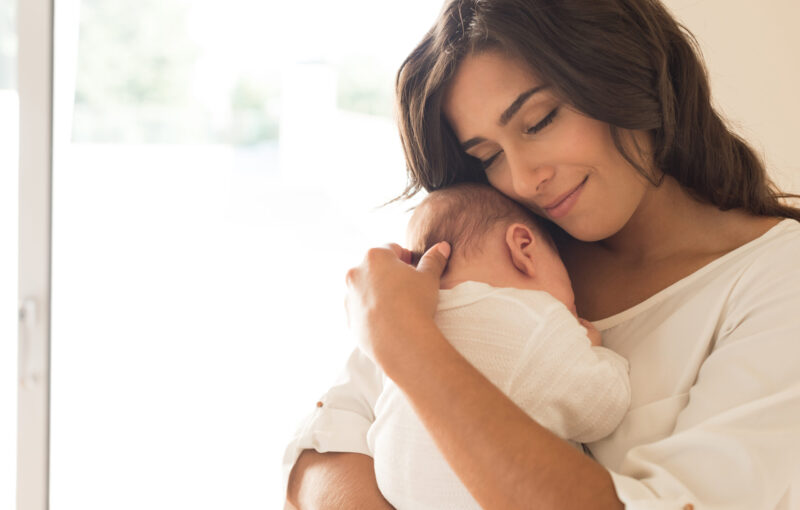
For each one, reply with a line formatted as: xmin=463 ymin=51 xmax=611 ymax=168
xmin=281 ymin=347 xmax=383 ymax=495
xmin=607 ymin=251 xmax=800 ymax=510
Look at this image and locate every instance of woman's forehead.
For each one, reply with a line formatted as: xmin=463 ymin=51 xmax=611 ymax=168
xmin=443 ymin=50 xmax=547 ymax=131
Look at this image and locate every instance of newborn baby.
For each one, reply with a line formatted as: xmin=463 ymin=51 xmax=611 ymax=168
xmin=367 ymin=183 xmax=631 ymax=510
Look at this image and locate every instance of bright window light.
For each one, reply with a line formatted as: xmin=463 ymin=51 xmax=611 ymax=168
xmin=50 ymin=1 xmax=441 ymax=508
xmin=0 ymin=0 xmax=18 ymax=507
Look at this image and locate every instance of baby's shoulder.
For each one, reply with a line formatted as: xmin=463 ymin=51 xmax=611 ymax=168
xmin=437 ymin=282 xmax=576 ymax=330
xmin=483 ymin=287 xmax=572 ymax=322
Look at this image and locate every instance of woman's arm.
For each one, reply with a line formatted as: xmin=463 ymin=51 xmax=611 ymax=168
xmin=286 ymin=451 xmax=394 ymax=510
xmin=384 ymin=319 xmax=623 ymax=510
xmin=281 ymin=348 xmax=388 ymax=508
xmin=345 ymin=243 xmax=624 ymax=510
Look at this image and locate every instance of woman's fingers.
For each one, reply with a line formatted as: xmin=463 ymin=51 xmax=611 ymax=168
xmin=416 ymin=241 xmax=450 ymax=277
xmin=386 ymin=243 xmax=414 ymax=265
xmin=343 ymin=242 xmax=447 ymax=368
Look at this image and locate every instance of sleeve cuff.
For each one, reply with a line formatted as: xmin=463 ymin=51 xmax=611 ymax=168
xmin=281 ymin=405 xmax=375 ymax=497
xmin=609 ymin=471 xmax=697 ymax=510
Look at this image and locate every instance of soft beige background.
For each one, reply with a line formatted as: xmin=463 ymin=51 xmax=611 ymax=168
xmin=664 ymin=0 xmax=800 ymax=195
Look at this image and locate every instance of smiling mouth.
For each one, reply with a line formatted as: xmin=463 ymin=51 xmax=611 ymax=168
xmin=543 ymin=176 xmax=589 ymax=212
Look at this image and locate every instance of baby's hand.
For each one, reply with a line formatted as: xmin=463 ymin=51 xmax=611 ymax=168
xmin=578 ymin=318 xmax=602 ymax=347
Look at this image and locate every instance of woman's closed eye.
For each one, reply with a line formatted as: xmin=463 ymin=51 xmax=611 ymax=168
xmin=480 ymin=151 xmax=503 ymax=169
xmin=478 ymin=107 xmax=560 ymax=170
xmin=526 ymin=107 xmax=559 ymax=135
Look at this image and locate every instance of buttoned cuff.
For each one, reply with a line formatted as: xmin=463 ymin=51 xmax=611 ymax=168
xmin=281 ymin=403 xmax=374 ymax=497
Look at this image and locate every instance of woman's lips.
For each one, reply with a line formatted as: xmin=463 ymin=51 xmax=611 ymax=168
xmin=543 ymin=176 xmax=588 ymax=219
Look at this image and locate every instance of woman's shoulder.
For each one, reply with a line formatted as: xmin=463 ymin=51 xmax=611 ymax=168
xmin=672 ymin=217 xmax=800 ymax=324
xmin=723 ymin=214 xmax=798 ymax=252
xmin=590 ymin=217 xmax=799 ymax=329
xmin=720 ymin=218 xmax=800 ymax=303
xmin=662 ymin=216 xmax=800 ymax=300
xmin=728 ymin=217 xmax=800 ymax=269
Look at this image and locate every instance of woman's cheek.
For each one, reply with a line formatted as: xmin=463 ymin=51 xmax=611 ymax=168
xmin=580 ymin=174 xmax=648 ymax=241
xmin=485 ymin=166 xmax=517 ymax=201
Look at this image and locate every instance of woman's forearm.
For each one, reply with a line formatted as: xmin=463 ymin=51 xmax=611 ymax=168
xmin=286 ymin=450 xmax=395 ymax=510
xmin=380 ymin=320 xmax=624 ymax=510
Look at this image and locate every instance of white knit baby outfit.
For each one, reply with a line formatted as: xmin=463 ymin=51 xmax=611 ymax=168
xmin=367 ymin=281 xmax=631 ymax=510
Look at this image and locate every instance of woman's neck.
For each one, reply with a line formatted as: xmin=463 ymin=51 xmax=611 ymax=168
xmin=562 ymin=175 xmax=781 ymax=320
xmin=598 ymin=175 xmax=741 ymax=265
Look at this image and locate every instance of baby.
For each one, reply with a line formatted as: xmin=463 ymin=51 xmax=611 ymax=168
xmin=366 ymin=183 xmax=631 ymax=510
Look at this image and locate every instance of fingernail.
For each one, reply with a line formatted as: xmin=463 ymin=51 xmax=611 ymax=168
xmin=437 ymin=242 xmax=451 ymax=258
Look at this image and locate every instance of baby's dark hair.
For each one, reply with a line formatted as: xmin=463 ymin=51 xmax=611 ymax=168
xmin=408 ymin=183 xmax=551 ymax=264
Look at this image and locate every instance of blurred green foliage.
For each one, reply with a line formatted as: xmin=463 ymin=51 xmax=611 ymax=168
xmin=73 ymin=0 xmax=201 ymax=142
xmin=71 ymin=0 xmax=394 ymax=144
xmin=228 ymin=75 xmax=281 ymax=146
xmin=336 ymin=55 xmax=394 ymax=118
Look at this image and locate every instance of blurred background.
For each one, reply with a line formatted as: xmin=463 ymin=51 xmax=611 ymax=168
xmin=1 ymin=0 xmax=798 ymax=508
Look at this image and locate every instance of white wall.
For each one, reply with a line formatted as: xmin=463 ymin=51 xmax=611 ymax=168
xmin=664 ymin=0 xmax=800 ymax=194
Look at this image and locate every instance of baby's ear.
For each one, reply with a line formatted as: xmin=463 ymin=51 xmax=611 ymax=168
xmin=505 ymin=223 xmax=537 ymax=277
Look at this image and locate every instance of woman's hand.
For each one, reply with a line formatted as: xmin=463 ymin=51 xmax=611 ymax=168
xmin=345 ymin=242 xmax=450 ymax=371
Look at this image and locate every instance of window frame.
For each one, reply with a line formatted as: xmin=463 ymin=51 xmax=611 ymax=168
xmin=17 ymin=0 xmax=54 ymax=508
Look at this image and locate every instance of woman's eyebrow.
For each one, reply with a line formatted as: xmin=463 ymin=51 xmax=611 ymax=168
xmin=499 ymin=85 xmax=548 ymax=126
xmin=461 ymin=85 xmax=548 ymax=151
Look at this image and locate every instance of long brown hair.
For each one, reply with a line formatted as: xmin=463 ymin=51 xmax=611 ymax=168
xmin=395 ymin=0 xmax=800 ymax=220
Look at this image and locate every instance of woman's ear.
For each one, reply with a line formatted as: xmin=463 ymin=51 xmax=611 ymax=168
xmin=505 ymin=223 xmax=537 ymax=278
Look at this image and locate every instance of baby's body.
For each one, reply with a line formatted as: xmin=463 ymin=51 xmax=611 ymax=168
xmin=367 ymin=184 xmax=630 ymax=510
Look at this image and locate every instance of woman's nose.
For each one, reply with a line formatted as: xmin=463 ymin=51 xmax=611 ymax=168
xmin=506 ymin=147 xmax=555 ymax=198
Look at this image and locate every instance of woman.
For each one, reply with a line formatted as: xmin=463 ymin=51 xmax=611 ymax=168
xmin=285 ymin=0 xmax=800 ymax=508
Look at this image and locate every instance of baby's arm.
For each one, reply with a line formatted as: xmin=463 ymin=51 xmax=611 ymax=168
xmin=507 ymin=303 xmax=630 ymax=444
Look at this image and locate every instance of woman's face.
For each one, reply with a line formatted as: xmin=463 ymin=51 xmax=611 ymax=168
xmin=442 ymin=50 xmax=653 ymax=242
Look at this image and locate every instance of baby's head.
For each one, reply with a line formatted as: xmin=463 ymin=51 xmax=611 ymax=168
xmin=408 ymin=183 xmax=576 ymax=313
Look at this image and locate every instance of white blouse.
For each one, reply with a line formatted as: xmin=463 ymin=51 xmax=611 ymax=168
xmin=283 ymin=219 xmax=800 ymax=510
